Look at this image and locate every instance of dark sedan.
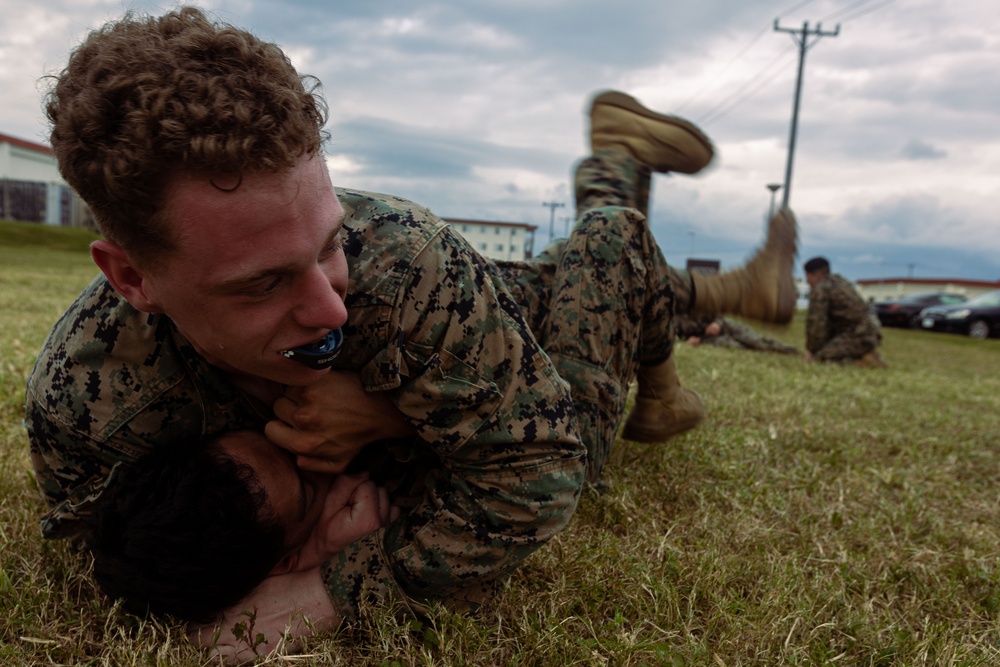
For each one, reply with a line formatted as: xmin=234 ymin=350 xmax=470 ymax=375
xmin=873 ymin=291 xmax=966 ymax=328
xmin=919 ymin=289 xmax=1000 ymax=339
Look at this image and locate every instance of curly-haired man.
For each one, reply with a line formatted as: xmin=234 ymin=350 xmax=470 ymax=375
xmin=27 ymin=6 xmax=797 ymax=658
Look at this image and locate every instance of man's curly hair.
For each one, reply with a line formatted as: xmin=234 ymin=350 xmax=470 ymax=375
xmin=44 ymin=6 xmax=328 ymax=265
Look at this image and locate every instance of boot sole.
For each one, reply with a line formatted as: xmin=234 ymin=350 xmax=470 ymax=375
xmin=591 ymin=91 xmax=715 ymax=173
xmin=622 ymin=413 xmax=703 ymax=443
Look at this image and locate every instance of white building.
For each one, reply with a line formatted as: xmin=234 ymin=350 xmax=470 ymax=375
xmin=1 ymin=132 xmax=84 ymax=226
xmin=856 ymin=277 xmax=1000 ymax=302
xmin=443 ymin=217 xmax=538 ymax=261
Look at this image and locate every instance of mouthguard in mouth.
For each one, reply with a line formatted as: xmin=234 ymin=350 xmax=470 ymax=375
xmin=280 ymin=328 xmax=343 ymax=370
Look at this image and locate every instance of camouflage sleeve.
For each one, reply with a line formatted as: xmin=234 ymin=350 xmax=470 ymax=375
xmin=674 ymin=314 xmax=710 ymax=339
xmin=836 ymin=280 xmax=880 ymax=340
xmin=321 ymin=224 xmax=586 ymax=621
xmin=805 ymin=281 xmax=831 ymax=354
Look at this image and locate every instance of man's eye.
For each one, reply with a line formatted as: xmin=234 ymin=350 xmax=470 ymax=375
xmin=247 ymin=277 xmax=282 ymax=297
xmin=320 ymin=235 xmax=344 ymax=259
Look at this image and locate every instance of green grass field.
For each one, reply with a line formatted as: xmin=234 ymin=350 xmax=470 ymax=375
xmin=2 ymin=219 xmax=999 ymax=666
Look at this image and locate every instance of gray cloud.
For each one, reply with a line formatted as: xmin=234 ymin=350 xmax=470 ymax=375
xmin=4 ymin=0 xmax=999 ymax=282
xmin=899 ymin=139 xmax=947 ymax=160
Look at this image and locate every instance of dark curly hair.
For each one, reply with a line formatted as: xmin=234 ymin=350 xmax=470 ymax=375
xmin=44 ymin=6 xmax=328 ymax=265
xmin=86 ymin=433 xmax=285 ymax=623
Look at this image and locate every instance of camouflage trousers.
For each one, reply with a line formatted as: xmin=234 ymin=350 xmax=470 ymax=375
xmin=493 ymin=149 xmax=686 ymax=483
xmin=814 ymin=332 xmax=880 ymax=363
xmin=708 ymin=319 xmax=799 ymax=354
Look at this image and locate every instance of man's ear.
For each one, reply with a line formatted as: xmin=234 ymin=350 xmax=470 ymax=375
xmin=269 ymin=551 xmax=300 ymax=577
xmin=90 ymin=240 xmax=163 ymax=313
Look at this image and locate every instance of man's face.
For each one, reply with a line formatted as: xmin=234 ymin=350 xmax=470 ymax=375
xmin=216 ymin=430 xmax=332 ymax=553
xmin=805 ymin=271 xmax=824 ymax=289
xmin=142 ymin=154 xmax=349 ymax=386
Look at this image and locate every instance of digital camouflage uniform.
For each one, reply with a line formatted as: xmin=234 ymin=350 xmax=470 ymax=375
xmin=675 ymin=315 xmax=798 ymax=354
xmin=805 ymin=273 xmax=882 ymax=362
xmin=26 ymin=147 xmax=683 ymax=621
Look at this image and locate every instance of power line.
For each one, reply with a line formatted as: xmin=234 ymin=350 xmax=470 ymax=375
xmin=820 ymin=0 xmax=877 ymax=23
xmin=820 ymin=0 xmax=886 ymax=24
xmin=777 ymin=0 xmax=824 ymax=19
xmin=675 ymin=25 xmax=771 ymax=114
xmin=679 ymin=0 xmax=886 ymax=131
xmin=675 ymin=0 xmax=822 ymax=114
xmin=698 ymin=45 xmax=798 ymax=126
xmin=835 ymin=0 xmax=898 ymax=24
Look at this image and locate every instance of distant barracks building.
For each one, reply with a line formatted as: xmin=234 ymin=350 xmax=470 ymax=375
xmin=0 ymin=132 xmax=89 ymax=227
xmin=443 ymin=217 xmax=538 ymax=261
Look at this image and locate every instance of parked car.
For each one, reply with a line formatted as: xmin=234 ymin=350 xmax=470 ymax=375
xmin=919 ymin=289 xmax=1000 ymax=339
xmin=872 ymin=291 xmax=967 ymax=328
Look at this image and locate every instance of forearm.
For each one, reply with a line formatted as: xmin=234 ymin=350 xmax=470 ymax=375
xmin=192 ymin=567 xmax=338 ymax=662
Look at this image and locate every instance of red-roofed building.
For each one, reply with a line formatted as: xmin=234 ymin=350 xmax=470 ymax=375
xmin=1 ymin=132 xmax=86 ymax=226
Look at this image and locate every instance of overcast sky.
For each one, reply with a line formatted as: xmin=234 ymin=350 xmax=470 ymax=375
xmin=3 ymin=0 xmax=998 ymax=281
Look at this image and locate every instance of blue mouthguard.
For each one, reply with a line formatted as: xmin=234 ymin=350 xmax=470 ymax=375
xmin=280 ymin=328 xmax=343 ymax=370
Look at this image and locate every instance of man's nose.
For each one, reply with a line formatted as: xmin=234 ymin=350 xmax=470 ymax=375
xmin=296 ymin=267 xmax=348 ymax=330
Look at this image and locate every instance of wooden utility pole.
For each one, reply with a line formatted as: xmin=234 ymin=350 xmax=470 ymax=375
xmin=774 ymin=20 xmax=839 ymax=209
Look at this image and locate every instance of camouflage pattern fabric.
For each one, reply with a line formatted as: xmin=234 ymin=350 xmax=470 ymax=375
xmin=805 ymin=273 xmax=882 ymax=362
xmin=25 ymin=146 xmax=682 ymax=620
xmin=676 ymin=315 xmax=799 ymax=354
xmin=26 ymin=188 xmax=585 ymax=620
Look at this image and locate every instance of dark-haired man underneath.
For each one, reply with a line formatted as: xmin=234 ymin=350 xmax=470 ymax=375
xmin=803 ymin=256 xmax=887 ymax=368
xmin=27 ymin=6 xmax=798 ymax=659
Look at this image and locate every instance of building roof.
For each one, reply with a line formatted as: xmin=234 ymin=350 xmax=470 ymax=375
xmin=857 ymin=277 xmax=1000 ymax=289
xmin=0 ymin=132 xmax=54 ymax=156
xmin=442 ymin=217 xmax=538 ymax=231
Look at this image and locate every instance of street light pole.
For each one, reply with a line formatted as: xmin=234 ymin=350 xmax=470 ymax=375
xmin=767 ymin=183 xmax=782 ymax=219
xmin=541 ymin=201 xmax=565 ymax=244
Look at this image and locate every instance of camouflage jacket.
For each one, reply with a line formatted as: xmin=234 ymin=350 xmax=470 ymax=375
xmin=805 ymin=273 xmax=881 ymax=357
xmin=25 ymin=188 xmax=586 ymax=620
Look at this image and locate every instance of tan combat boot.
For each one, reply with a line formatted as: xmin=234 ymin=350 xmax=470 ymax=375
xmin=853 ymin=349 xmax=889 ymax=369
xmin=590 ymin=90 xmax=715 ymax=174
xmin=622 ymin=356 xmax=705 ymax=443
xmin=690 ymin=208 xmax=798 ymax=324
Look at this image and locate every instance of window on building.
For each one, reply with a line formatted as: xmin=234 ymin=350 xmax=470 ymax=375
xmin=495 ymin=244 xmax=504 ymax=252
xmin=495 ymin=227 xmax=501 ymax=235
xmin=510 ymin=229 xmax=518 ymax=236
xmin=462 ymin=224 xmax=469 ymax=232
xmin=479 ymin=226 xmax=486 ymax=234
xmin=479 ymin=243 xmax=487 ymax=251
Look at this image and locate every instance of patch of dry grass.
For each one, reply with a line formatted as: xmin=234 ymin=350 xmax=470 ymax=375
xmin=3 ymin=220 xmax=999 ymax=665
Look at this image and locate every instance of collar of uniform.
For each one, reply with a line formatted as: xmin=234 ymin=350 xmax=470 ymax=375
xmin=166 ymin=323 xmax=274 ymax=424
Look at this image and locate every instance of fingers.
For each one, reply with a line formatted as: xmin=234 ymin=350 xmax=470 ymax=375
xmin=264 ymin=418 xmax=317 ymax=455
xmin=295 ymin=453 xmax=351 ymax=475
xmin=348 ymin=482 xmax=398 ymax=529
xmin=271 ymin=394 xmax=296 ymax=423
xmin=377 ymin=485 xmax=391 ymax=525
xmin=272 ymin=394 xmax=322 ymax=430
xmin=327 ymin=472 xmax=369 ymax=507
